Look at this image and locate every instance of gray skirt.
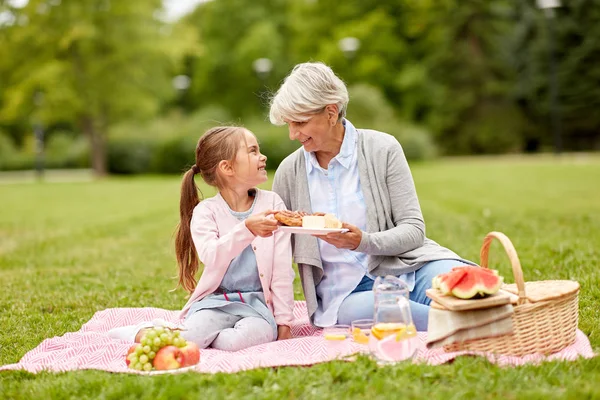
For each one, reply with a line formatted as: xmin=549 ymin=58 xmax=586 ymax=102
xmin=185 ymin=291 xmax=278 ymax=339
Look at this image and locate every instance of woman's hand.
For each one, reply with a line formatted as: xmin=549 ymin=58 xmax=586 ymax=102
xmin=315 ymin=222 xmax=362 ymax=250
xmin=245 ymin=210 xmax=279 ymax=237
xmin=277 ymin=325 xmax=293 ymax=340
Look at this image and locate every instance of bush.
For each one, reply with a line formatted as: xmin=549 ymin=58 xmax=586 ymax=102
xmin=150 ymin=136 xmax=197 ymax=174
xmin=0 ymin=132 xmax=35 ymax=171
xmin=440 ymin=102 xmax=527 ymax=154
xmin=106 ymin=106 xmax=236 ymax=174
xmin=348 ymin=84 xmax=437 ymax=161
xmin=107 ymin=137 xmax=157 ymax=174
xmin=109 ymin=107 xmax=234 ymax=141
xmin=45 ymin=132 xmax=90 ymax=169
xmin=397 ymin=123 xmax=438 ymax=161
xmin=246 ymin=118 xmax=300 ymax=169
xmin=0 ymin=132 xmax=17 ymax=166
xmin=101 ymin=99 xmax=434 ymax=176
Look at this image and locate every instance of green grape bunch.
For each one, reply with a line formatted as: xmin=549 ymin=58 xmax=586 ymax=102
xmin=125 ymin=327 xmax=188 ymax=371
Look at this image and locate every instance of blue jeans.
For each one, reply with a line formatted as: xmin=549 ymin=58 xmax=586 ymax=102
xmin=336 ymin=259 xmax=470 ymax=331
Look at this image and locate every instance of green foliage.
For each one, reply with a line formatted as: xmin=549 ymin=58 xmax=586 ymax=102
xmin=512 ymin=2 xmax=600 ymax=151
xmin=446 ymin=102 xmax=526 ymax=154
xmin=247 ymin=118 xmax=301 ymax=169
xmin=181 ymin=0 xmax=288 ymax=117
xmin=45 ymin=132 xmax=90 ymax=169
xmin=0 ymin=130 xmax=17 ymax=161
xmin=0 ymin=131 xmax=33 ymax=170
xmin=150 ymin=136 xmax=197 ymax=174
xmin=0 ymin=0 xmax=193 ymax=174
xmin=397 ymin=123 xmax=438 ymax=161
xmin=348 ymin=84 xmax=437 ymax=160
xmin=106 ymin=107 xmax=236 ymax=174
xmin=1 ymin=0 xmax=600 ymax=172
xmin=107 ymin=137 xmax=156 ymax=175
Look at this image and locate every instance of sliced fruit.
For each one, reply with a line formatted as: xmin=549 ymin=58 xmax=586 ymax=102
xmin=371 ymin=323 xmax=407 ymax=340
xmin=432 ymin=266 xmax=503 ymax=299
xmin=351 ymin=327 xmax=369 ymax=344
xmin=451 ymin=268 xmax=503 ymax=299
xmin=438 ymin=269 xmax=468 ymax=295
xmin=396 ymin=323 xmax=417 ymax=341
xmin=324 ymin=334 xmax=347 ymax=341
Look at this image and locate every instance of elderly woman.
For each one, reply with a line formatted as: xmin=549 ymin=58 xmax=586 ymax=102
xmin=270 ymin=62 xmax=475 ymax=331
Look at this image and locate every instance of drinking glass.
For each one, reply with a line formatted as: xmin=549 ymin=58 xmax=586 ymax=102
xmin=351 ymin=319 xmax=373 ymax=345
xmin=323 ymin=324 xmax=350 ymax=359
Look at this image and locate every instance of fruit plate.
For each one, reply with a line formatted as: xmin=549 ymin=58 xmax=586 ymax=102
xmin=143 ymin=363 xmax=199 ymax=375
xmin=279 ymin=227 xmax=348 ymax=235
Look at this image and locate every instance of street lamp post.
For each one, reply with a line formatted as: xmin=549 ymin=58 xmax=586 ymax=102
xmin=252 ymin=58 xmax=273 ymax=108
xmin=252 ymin=58 xmax=273 ymax=82
xmin=33 ymin=90 xmax=45 ymax=180
xmin=537 ymin=0 xmax=562 ymax=155
xmin=338 ymin=37 xmax=360 ymax=81
xmin=338 ymin=37 xmax=360 ymax=59
xmin=172 ymin=74 xmax=191 ymax=110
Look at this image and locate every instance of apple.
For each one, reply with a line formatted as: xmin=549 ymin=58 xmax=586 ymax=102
xmin=180 ymin=342 xmax=200 ymax=367
xmin=153 ymin=345 xmax=184 ymax=370
xmin=125 ymin=344 xmax=138 ymax=366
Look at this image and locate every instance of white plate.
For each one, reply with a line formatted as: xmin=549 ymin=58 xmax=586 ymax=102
xmin=279 ymin=226 xmax=349 ymax=235
xmin=142 ymin=363 xmax=199 ymax=375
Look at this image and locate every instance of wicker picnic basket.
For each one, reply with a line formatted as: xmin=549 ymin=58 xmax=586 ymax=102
xmin=444 ymin=231 xmax=580 ymax=356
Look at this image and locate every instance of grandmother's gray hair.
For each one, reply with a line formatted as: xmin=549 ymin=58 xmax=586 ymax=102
xmin=269 ymin=62 xmax=349 ymax=126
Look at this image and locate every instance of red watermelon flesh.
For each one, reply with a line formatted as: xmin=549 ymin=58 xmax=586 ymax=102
xmin=450 ymin=267 xmax=503 ymax=299
xmin=437 ymin=269 xmax=468 ymax=295
xmin=433 ymin=266 xmax=503 ymax=299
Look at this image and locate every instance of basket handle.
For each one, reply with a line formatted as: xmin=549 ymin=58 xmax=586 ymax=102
xmin=480 ymin=231 xmax=527 ymax=305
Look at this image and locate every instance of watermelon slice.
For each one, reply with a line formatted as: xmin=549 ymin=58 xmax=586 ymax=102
xmin=436 ymin=269 xmax=468 ymax=295
xmin=432 ymin=266 xmax=503 ymax=299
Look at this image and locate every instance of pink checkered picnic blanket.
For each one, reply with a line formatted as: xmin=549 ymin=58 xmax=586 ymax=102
xmin=0 ymin=302 xmax=594 ymax=374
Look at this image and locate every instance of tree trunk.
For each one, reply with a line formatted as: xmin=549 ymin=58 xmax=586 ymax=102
xmin=81 ymin=115 xmax=107 ymax=177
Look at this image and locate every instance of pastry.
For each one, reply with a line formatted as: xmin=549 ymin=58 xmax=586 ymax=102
xmin=275 ymin=211 xmax=342 ymax=229
xmin=274 ymin=210 xmax=304 ymax=227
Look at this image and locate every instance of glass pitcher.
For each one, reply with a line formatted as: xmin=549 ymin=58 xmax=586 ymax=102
xmin=369 ymin=275 xmax=419 ymax=363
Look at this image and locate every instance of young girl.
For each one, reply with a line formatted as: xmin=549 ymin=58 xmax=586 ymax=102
xmin=109 ymin=126 xmax=295 ymax=351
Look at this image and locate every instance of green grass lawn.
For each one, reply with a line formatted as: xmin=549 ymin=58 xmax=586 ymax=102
xmin=1 ymin=155 xmax=599 ymax=399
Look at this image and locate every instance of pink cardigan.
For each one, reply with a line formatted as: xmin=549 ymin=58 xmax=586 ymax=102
xmin=179 ymin=189 xmax=295 ymax=327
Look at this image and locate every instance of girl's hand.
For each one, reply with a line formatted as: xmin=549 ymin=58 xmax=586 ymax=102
xmin=245 ymin=210 xmax=279 ymax=237
xmin=315 ymin=222 xmax=362 ymax=250
xmin=277 ymin=325 xmax=292 ymax=340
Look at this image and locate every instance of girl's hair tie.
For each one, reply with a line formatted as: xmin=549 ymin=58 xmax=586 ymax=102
xmin=191 ymin=165 xmax=200 ymax=174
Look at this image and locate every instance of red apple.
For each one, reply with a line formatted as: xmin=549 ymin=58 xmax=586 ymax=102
xmin=180 ymin=342 xmax=200 ymax=367
xmin=125 ymin=344 xmax=138 ymax=366
xmin=153 ymin=345 xmax=183 ymax=370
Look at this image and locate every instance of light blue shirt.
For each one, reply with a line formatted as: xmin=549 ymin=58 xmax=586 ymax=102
xmin=305 ymin=119 xmax=414 ymax=327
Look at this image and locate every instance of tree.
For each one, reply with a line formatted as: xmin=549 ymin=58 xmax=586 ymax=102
xmin=0 ymin=0 xmax=189 ymax=175
xmin=181 ymin=0 xmax=289 ymax=118
xmin=512 ymin=0 xmax=600 ymax=151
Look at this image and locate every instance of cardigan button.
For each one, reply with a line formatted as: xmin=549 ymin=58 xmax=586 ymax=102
xmin=266 ymin=300 xmax=270 ymax=305
xmin=260 ymin=273 xmax=264 ymax=278
xmin=253 ymin=246 xmax=257 ymax=250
